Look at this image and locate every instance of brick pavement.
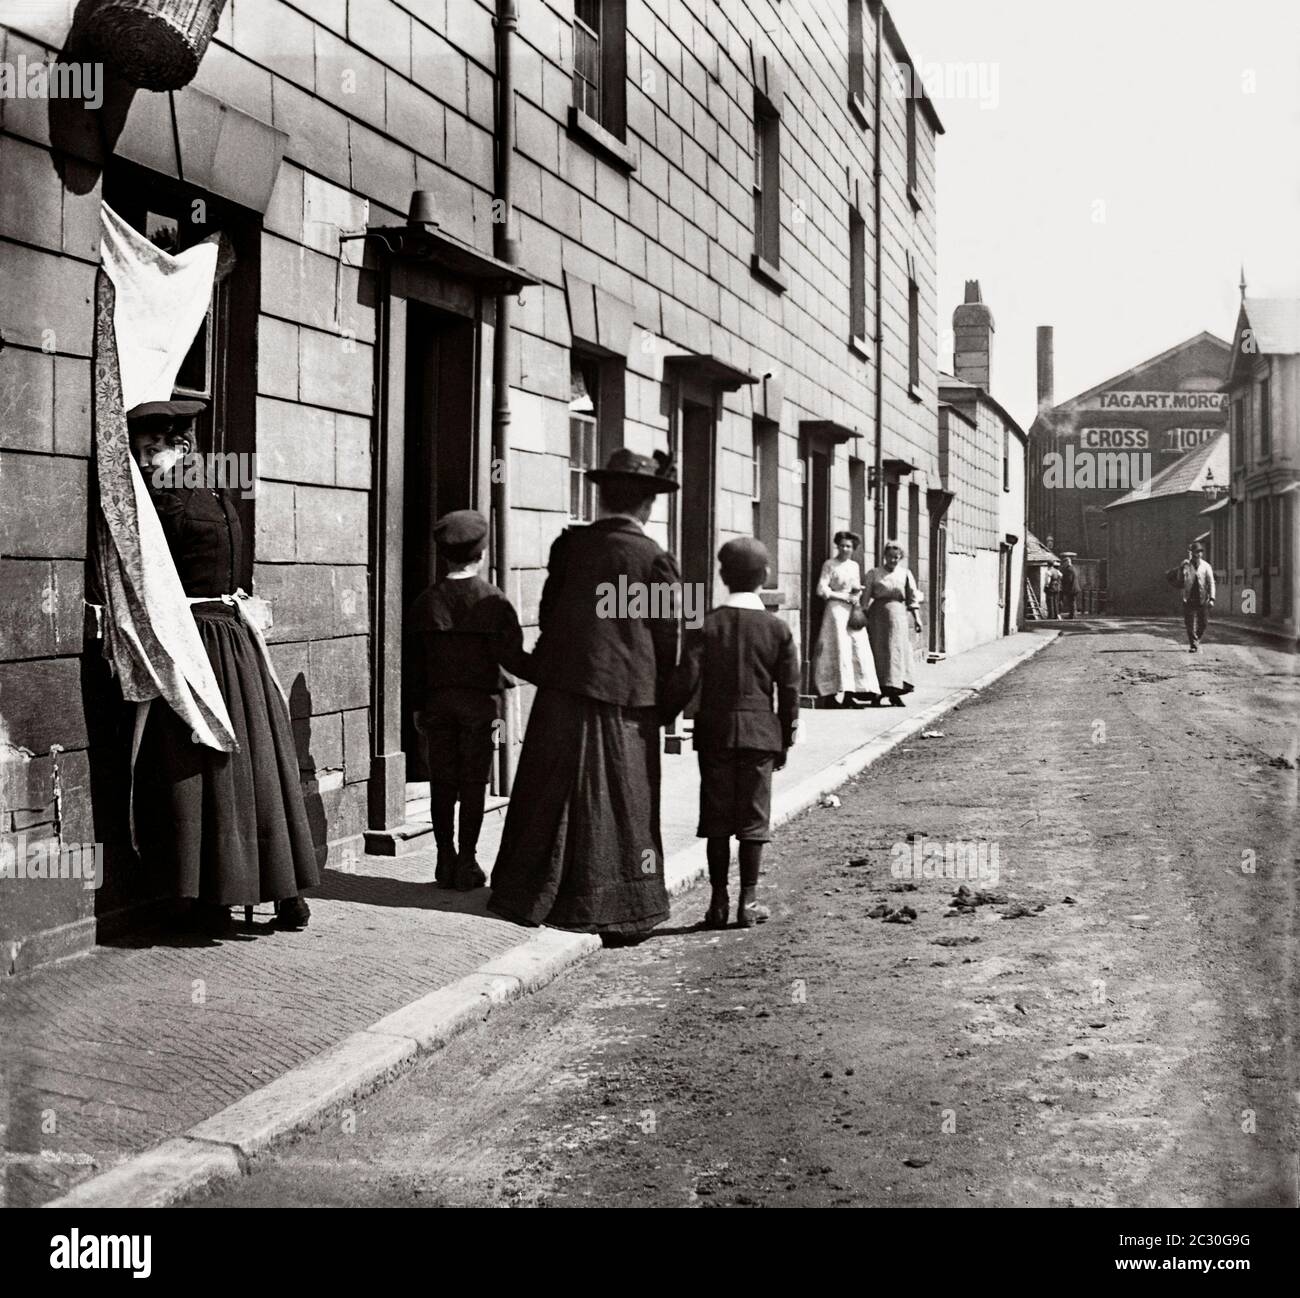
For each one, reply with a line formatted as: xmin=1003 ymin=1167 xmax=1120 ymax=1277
xmin=0 ymin=631 xmax=1052 ymax=1207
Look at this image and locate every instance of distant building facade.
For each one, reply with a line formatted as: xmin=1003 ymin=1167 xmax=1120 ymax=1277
xmin=1105 ymin=433 xmax=1229 ymax=614
xmin=1215 ymin=296 xmax=1300 ymax=640
xmin=934 ymin=283 xmax=1027 ymax=657
xmin=1028 ymin=331 xmax=1231 ymax=593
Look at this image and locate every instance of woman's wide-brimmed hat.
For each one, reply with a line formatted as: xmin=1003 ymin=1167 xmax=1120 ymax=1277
xmin=585 ymin=447 xmax=680 ymax=493
xmin=126 ymin=397 xmax=209 ymax=422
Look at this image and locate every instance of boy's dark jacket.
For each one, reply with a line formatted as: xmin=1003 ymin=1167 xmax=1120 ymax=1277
xmin=662 ymin=604 xmax=799 ymax=752
xmin=528 ymin=517 xmax=681 ymax=708
xmin=408 ymin=574 xmax=531 ymax=703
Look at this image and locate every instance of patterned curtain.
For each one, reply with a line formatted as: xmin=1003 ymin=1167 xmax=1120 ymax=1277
xmin=91 ymin=270 xmax=236 ymax=752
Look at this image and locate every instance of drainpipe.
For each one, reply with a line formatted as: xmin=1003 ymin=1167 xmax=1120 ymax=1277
xmin=871 ymin=1 xmax=885 ymax=566
xmin=493 ymin=0 xmax=518 ymax=793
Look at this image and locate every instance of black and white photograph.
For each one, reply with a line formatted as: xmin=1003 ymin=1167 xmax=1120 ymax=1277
xmin=0 ymin=0 xmax=1297 ymax=1259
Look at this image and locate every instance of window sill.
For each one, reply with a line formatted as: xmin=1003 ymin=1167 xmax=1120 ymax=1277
xmin=907 ymin=183 xmax=922 ymax=214
xmin=848 ymin=91 xmax=870 ymax=131
xmin=908 ymin=381 xmax=924 ymax=403
xmin=567 ymin=106 xmax=636 ymax=172
xmin=848 ymin=333 xmax=870 ymax=360
xmin=751 ymin=254 xmax=787 ymax=293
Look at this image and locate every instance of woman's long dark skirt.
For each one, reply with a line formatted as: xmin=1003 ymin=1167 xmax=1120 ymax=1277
xmin=488 ymin=688 xmax=670 ymax=936
xmin=134 ymin=602 xmax=320 ymax=906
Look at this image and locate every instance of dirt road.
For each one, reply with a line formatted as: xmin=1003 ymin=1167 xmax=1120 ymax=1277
xmin=188 ymin=619 xmax=1298 ymax=1208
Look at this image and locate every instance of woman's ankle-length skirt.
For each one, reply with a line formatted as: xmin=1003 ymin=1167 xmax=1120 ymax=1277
xmin=133 ymin=602 xmax=321 ymax=906
xmin=488 ymin=688 xmax=670 ymax=936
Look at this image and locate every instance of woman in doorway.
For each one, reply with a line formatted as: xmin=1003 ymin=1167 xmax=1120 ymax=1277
xmin=811 ymin=531 xmax=879 ymax=707
xmin=862 ymin=540 xmax=924 ymax=707
xmin=488 ymin=449 xmax=681 ymax=943
xmin=128 ymin=400 xmax=319 ymax=935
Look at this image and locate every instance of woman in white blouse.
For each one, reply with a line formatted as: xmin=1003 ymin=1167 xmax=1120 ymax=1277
xmin=811 ymin=531 xmax=880 ymax=707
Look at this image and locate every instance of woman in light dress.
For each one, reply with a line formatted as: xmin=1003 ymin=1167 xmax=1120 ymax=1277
xmin=811 ymin=531 xmax=879 ymax=708
xmin=862 ymin=539 xmax=924 ymax=707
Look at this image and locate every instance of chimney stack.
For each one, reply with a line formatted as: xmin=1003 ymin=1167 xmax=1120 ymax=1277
xmin=952 ymin=280 xmax=993 ymax=389
xmin=1036 ymin=325 xmax=1054 ymax=412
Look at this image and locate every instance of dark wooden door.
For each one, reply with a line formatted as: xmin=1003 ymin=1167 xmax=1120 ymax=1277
xmin=803 ymin=448 xmax=831 ymax=691
xmin=680 ymin=400 xmax=715 ymax=606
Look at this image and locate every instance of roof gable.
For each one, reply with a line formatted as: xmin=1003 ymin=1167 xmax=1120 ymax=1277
xmin=1053 ymin=332 xmax=1231 ymax=412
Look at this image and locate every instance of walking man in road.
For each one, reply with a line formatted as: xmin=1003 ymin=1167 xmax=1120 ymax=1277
xmin=1058 ymin=555 xmax=1079 ymax=619
xmin=1172 ymin=540 xmax=1215 ymax=653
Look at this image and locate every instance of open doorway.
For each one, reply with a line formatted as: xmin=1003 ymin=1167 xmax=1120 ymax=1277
xmin=678 ymin=399 xmax=716 ymax=606
xmin=802 ymin=447 xmax=831 ymax=691
xmin=401 ymin=303 xmax=477 ymax=805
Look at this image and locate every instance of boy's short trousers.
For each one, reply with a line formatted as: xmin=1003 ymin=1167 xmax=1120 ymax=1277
xmin=696 ymin=748 xmax=775 ymax=842
xmin=418 ymin=688 xmax=499 ymax=785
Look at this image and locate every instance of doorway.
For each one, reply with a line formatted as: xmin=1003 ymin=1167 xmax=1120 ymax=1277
xmin=400 ymin=303 xmax=477 ymax=787
xmin=679 ymin=399 xmax=716 ymax=605
xmin=929 ymin=519 xmax=947 ymax=657
xmin=802 ymin=447 xmax=831 ymax=690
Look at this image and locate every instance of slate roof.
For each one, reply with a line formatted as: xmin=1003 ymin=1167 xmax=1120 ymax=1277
xmin=1105 ymin=432 xmax=1229 ymax=509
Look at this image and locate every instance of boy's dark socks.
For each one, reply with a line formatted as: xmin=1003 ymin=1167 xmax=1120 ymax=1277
xmin=430 ymin=782 xmax=458 ymax=854
xmin=738 ymin=840 xmax=763 ymax=889
xmin=457 ymin=782 xmax=487 ymax=856
xmin=706 ymin=836 xmax=731 ymax=888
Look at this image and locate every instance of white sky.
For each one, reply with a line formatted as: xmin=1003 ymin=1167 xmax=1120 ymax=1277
xmin=887 ymin=0 xmax=1300 ymax=428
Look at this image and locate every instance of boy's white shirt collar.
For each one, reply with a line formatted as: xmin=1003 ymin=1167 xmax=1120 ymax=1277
xmin=446 ymin=570 xmax=476 ymax=580
xmin=723 ymin=591 xmax=765 ymax=610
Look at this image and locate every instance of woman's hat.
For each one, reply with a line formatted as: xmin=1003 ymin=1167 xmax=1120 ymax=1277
xmin=126 ymin=398 xmax=208 ymax=421
xmin=585 ymin=448 xmax=680 ymax=493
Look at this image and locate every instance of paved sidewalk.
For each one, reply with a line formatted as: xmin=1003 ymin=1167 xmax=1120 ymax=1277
xmin=0 ymin=629 xmax=1055 ymax=1208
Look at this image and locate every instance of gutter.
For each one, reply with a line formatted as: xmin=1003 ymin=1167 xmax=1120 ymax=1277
xmin=492 ymin=0 xmax=518 ymax=793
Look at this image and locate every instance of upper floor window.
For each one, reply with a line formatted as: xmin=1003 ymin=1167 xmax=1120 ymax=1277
xmin=906 ymin=89 xmax=919 ymax=206
xmin=1258 ymin=374 xmax=1271 ymax=457
xmin=848 ymin=204 xmax=867 ymax=350
xmin=847 ymin=0 xmax=868 ymax=124
xmin=569 ymin=358 xmax=600 ymax=522
xmin=751 ymin=92 xmax=783 ymax=285
xmin=907 ymin=275 xmax=921 ymax=395
xmin=569 ymin=0 xmax=629 ymax=162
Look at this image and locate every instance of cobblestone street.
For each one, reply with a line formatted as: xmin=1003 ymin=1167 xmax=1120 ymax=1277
xmin=185 ymin=620 xmax=1298 ymax=1208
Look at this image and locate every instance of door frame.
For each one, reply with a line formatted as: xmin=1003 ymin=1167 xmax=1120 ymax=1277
xmin=366 ymin=261 xmax=493 ymax=847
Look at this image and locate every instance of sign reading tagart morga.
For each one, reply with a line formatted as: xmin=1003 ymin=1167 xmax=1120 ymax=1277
xmin=1080 ymin=391 xmax=1228 ymax=411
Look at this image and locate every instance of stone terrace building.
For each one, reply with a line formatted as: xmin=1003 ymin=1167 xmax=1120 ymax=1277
xmin=0 ymin=0 xmax=941 ymax=969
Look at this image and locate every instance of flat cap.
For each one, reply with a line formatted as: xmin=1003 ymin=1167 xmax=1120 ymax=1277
xmin=127 ymin=398 xmax=208 ymax=421
xmin=718 ymin=536 xmax=770 ymax=578
xmin=432 ymin=508 xmax=488 ymax=548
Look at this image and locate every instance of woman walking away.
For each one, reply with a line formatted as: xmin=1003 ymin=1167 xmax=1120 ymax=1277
xmin=488 ymin=449 xmax=681 ymax=944
xmin=862 ymin=540 xmax=923 ymax=707
xmin=811 ymin=531 xmax=879 ymax=707
xmin=128 ymin=401 xmax=318 ymax=935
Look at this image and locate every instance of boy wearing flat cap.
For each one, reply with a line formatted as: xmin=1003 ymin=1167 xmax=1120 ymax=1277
xmin=408 ymin=509 xmax=531 ymax=890
xmin=662 ymin=537 xmax=799 ymax=929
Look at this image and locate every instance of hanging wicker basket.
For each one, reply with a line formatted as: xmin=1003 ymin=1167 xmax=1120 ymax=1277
xmin=84 ymin=0 xmax=229 ymax=92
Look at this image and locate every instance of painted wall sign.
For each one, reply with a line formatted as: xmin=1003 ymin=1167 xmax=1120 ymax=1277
xmin=1080 ymin=427 xmax=1148 ymax=449
xmin=1165 ymin=427 xmax=1220 ymax=451
xmin=1082 ymin=391 xmax=1227 ymax=412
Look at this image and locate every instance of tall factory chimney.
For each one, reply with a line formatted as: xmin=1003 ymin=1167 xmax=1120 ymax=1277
xmin=952 ymin=280 xmax=993 ymax=389
xmin=1036 ymin=325 xmax=1055 ymax=413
